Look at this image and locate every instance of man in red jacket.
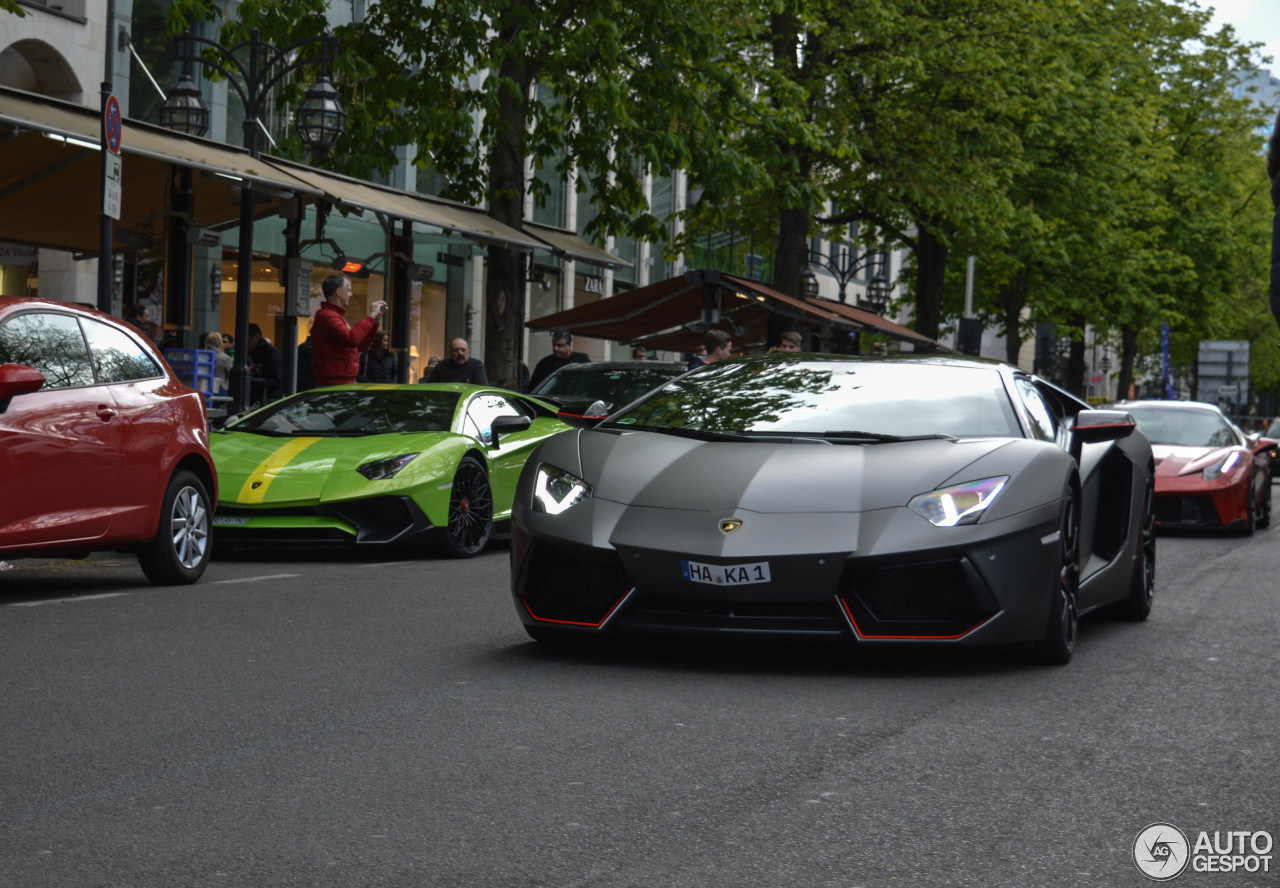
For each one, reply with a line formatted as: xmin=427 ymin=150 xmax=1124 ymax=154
xmin=309 ymin=274 xmax=387 ymax=386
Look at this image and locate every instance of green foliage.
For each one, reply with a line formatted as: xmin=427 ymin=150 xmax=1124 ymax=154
xmin=164 ymin=0 xmax=1276 ymax=395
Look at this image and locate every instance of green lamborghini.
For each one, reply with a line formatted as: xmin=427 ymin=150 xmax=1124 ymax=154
xmin=209 ymin=384 xmax=569 ymax=556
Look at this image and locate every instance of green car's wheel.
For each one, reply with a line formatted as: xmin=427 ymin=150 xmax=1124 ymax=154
xmin=444 ymin=456 xmax=493 ymax=557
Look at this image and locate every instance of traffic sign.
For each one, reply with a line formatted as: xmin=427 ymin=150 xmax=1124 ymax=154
xmin=103 ymin=153 xmax=122 ymax=220
xmin=104 ymin=94 xmax=122 ymax=155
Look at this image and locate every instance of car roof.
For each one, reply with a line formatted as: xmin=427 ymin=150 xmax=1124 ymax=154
xmin=544 ymin=360 xmax=687 ymax=373
xmin=1112 ymin=399 xmax=1227 ymax=414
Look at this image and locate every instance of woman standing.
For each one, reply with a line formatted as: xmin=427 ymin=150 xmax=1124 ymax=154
xmin=360 ymin=330 xmax=398 ymax=383
xmin=203 ymin=331 xmax=234 ymax=395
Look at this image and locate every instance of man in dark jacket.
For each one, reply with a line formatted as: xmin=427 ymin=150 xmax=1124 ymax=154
xmin=247 ymin=323 xmax=284 ymax=405
xmin=426 ymin=338 xmax=488 ymax=384
xmin=311 ymin=274 xmax=386 ymax=386
xmin=527 ymin=331 xmax=590 ymax=390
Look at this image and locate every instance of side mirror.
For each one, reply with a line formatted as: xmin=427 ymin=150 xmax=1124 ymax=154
xmin=0 ymin=363 xmax=45 ymax=413
xmin=1070 ymin=408 xmax=1136 ymax=461
xmin=489 ymin=413 xmax=532 ymax=448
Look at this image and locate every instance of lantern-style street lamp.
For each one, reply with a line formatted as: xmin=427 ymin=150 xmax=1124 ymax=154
xmin=160 ymin=28 xmax=345 ymax=411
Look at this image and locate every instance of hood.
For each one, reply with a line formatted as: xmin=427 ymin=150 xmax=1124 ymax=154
xmin=578 ymin=429 xmax=1013 ymax=513
xmin=211 ymin=431 xmax=446 ymax=503
xmin=1152 ymin=443 xmax=1238 ymax=477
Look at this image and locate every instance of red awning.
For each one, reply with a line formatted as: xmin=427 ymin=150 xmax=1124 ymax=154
xmin=526 ymin=271 xmax=847 ymax=341
xmin=525 ymin=270 xmax=945 ymax=350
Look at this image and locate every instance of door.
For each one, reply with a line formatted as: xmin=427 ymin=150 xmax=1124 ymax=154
xmin=0 ymin=311 xmax=125 ymax=547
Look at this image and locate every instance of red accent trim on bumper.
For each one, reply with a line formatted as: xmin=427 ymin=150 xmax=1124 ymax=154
xmin=837 ymin=597 xmax=995 ymax=640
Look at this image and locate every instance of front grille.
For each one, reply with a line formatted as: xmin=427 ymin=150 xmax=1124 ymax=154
xmin=521 ymin=547 xmax=631 ymax=626
xmin=841 ymin=558 xmax=997 ymax=638
xmin=618 ymin=596 xmax=846 ymax=635
xmin=215 ymin=496 xmax=430 ymax=545
xmin=1154 ymin=495 xmax=1219 ymax=526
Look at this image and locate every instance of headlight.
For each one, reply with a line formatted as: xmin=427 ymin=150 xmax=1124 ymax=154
xmin=532 ymin=463 xmax=593 ymax=514
xmin=356 ymin=453 xmax=419 ymax=480
xmin=908 ymin=476 xmax=1009 ymax=527
xmin=1202 ymin=451 xmax=1240 ymax=481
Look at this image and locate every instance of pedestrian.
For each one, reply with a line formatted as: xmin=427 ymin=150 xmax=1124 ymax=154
xmin=125 ymin=303 xmax=153 ymax=340
xmin=527 ymin=331 xmax=590 ymax=390
xmin=688 ymin=329 xmax=732 ymax=371
xmin=296 ymin=338 xmax=316 ymax=392
xmin=247 ymin=323 xmax=284 ymax=404
xmin=202 ymin=330 xmax=233 ymax=395
xmin=359 ymin=330 xmax=398 ymax=383
xmin=777 ymin=330 xmax=803 ymax=352
xmin=632 ymin=346 xmax=649 ymax=360
xmin=426 ymin=338 xmax=488 ymax=384
xmin=310 ymin=273 xmax=386 ymax=386
xmin=419 ymin=354 xmax=442 ymax=382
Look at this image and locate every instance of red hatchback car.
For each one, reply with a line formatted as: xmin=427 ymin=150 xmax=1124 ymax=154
xmin=1119 ymin=400 xmax=1271 ymax=534
xmin=0 ymin=297 xmax=217 ymax=583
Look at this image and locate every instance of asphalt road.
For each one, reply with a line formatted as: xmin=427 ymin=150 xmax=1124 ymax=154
xmin=0 ymin=521 xmax=1276 ymax=888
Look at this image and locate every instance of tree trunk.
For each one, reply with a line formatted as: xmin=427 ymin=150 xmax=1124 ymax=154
xmin=773 ymin=204 xmax=811 ymax=300
xmin=1065 ymin=313 xmax=1087 ymax=398
xmin=484 ymin=7 xmax=533 ymax=391
xmin=1117 ymin=325 xmax=1138 ymax=401
xmin=914 ymin=225 xmax=947 ymax=342
xmin=1001 ymin=286 xmax=1025 ymax=366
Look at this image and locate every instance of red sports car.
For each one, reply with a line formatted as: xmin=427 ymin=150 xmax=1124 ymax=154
xmin=0 ymin=296 xmax=217 ymax=583
xmin=1119 ymin=400 xmax=1270 ymax=533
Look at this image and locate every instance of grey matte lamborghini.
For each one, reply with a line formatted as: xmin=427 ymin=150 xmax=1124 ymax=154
xmin=509 ymin=355 xmax=1156 ymax=664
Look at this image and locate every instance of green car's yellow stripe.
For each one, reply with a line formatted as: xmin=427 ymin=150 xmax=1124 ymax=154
xmin=237 ymin=437 xmax=323 ymax=504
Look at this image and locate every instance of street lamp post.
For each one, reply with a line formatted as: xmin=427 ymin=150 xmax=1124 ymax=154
xmin=160 ymin=28 xmax=346 ymax=412
xmin=807 ymin=243 xmax=892 ymax=353
xmin=807 ymin=243 xmax=891 ymax=312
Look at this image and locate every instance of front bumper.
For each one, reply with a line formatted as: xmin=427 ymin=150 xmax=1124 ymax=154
xmin=212 ymin=495 xmax=437 ymax=547
xmin=1153 ymin=473 xmax=1249 ymax=529
xmin=510 ymin=497 xmax=1063 ymax=646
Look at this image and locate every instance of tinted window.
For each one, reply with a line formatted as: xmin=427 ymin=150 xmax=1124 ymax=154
xmin=465 ymin=394 xmax=523 ymax=444
xmin=534 ymin=366 xmax=684 ymax=404
xmin=81 ymin=318 xmax=162 ymax=383
xmin=1016 ymin=378 xmax=1057 ymax=441
xmin=1128 ymin=406 xmax=1238 ymax=447
xmin=612 ymin=359 xmax=1022 ymax=439
xmin=0 ymin=312 xmax=95 ymax=390
xmin=227 ymin=389 xmax=460 ymax=436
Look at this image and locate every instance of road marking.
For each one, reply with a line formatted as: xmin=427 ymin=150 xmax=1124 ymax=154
xmin=10 ymin=592 xmax=129 ymax=607
xmin=212 ymin=573 xmax=301 ymax=584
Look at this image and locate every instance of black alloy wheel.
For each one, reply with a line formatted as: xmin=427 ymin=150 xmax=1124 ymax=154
xmin=1035 ymin=481 xmax=1079 ymax=665
xmin=1119 ymin=471 xmax=1156 ymax=620
xmin=1239 ymin=472 xmax=1257 ymax=536
xmin=444 ymin=456 xmax=493 ymax=557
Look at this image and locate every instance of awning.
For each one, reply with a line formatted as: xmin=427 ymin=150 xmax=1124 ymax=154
xmin=804 ymin=294 xmax=943 ymax=349
xmin=0 ymin=85 xmax=322 ymax=254
xmin=525 ymin=270 xmax=854 ymax=343
xmin=524 ymin=221 xmax=630 ymax=270
xmin=262 ymin=157 xmax=547 ymax=253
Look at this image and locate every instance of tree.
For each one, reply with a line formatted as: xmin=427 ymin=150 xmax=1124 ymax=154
xmin=170 ymin=0 xmax=758 ymax=388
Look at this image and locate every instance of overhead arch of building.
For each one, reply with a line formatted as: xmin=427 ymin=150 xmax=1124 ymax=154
xmin=0 ymin=39 xmax=82 ymax=101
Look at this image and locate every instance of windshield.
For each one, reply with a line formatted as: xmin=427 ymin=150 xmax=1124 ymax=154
xmin=533 ymin=365 xmax=685 ymax=405
xmin=227 ymin=389 xmax=460 ymax=437
xmin=605 ymin=358 xmax=1022 ymax=439
xmin=1127 ymin=406 xmax=1238 ymax=448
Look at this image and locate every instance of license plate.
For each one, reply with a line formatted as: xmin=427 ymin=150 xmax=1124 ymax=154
xmin=213 ymin=516 xmax=250 ymax=526
xmin=680 ymin=559 xmax=771 ymax=586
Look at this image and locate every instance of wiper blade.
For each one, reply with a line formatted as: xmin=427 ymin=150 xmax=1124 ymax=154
xmin=629 ymin=425 xmax=752 ymax=442
xmin=821 ymin=430 xmax=957 ymax=443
